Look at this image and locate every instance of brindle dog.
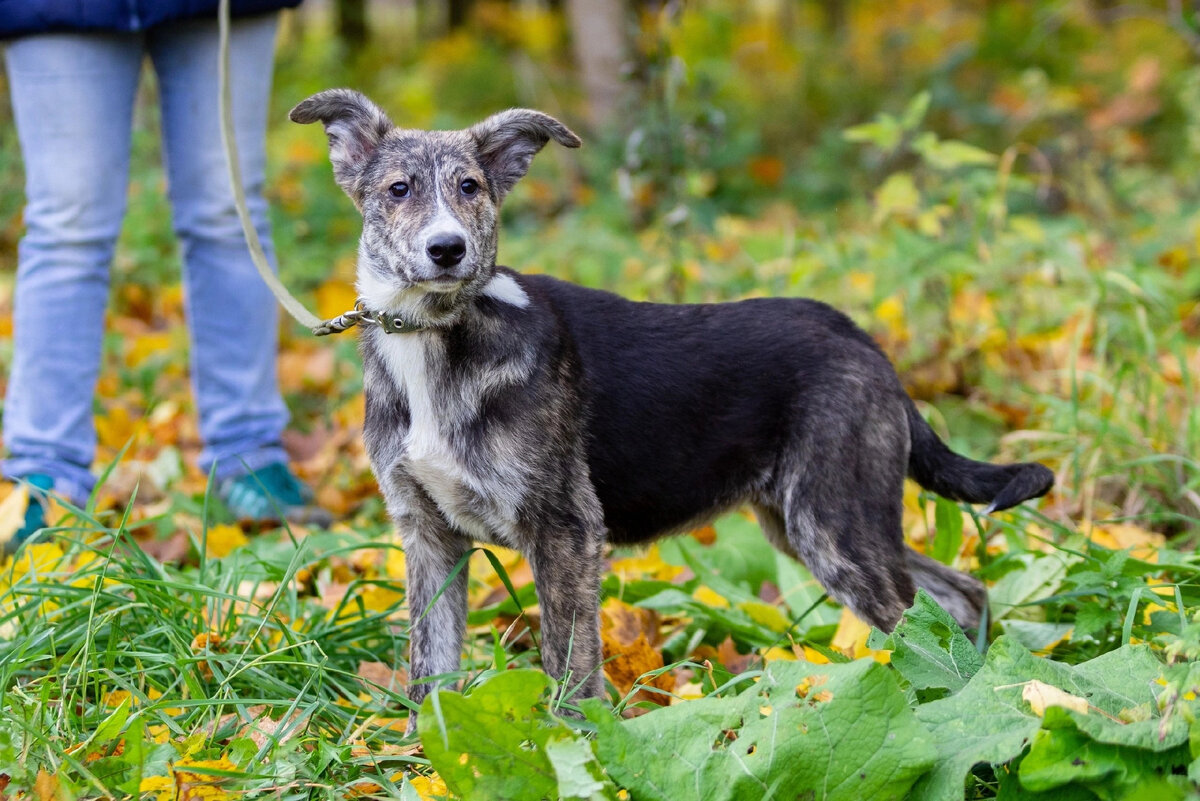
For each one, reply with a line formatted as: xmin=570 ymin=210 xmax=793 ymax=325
xmin=290 ymin=89 xmax=1054 ymax=730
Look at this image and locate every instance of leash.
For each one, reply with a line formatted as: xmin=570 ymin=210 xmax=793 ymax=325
xmin=217 ymin=0 xmax=398 ymax=337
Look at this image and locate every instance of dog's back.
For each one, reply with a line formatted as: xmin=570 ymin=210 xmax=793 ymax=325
xmin=522 ymin=271 xmax=906 ymax=544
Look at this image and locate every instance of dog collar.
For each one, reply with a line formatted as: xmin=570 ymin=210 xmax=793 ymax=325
xmin=311 ymin=300 xmax=427 ymax=337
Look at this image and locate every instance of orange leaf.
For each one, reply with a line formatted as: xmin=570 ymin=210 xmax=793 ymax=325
xmin=601 ymin=598 xmax=671 ymax=704
xmin=35 ymin=769 xmax=60 ymax=801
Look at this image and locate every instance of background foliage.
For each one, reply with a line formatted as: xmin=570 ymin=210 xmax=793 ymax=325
xmin=1 ymin=0 xmax=1199 ymax=798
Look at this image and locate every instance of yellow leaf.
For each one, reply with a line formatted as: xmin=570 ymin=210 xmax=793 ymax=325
xmin=874 ymin=294 xmax=908 ymax=344
xmin=124 ymin=331 xmax=173 ymax=368
xmin=0 ymin=484 xmax=29 ymax=549
xmin=916 ymin=204 xmax=951 ymax=237
xmin=738 ymin=600 xmax=791 ymax=633
xmin=2 ymin=542 xmax=67 ymax=582
xmin=174 ymin=756 xmax=239 ymax=800
xmin=831 ymin=607 xmax=890 ymax=664
xmin=1022 ymin=680 xmax=1089 ymax=716
xmin=315 ymin=279 xmax=358 ymax=322
xmin=205 ymin=524 xmax=247 ymax=558
xmin=360 ymin=583 xmax=405 ymax=616
xmin=1089 ymin=522 xmax=1165 ymax=561
xmin=671 ymin=680 xmax=705 ymax=703
xmin=138 ymin=776 xmax=174 ymax=801
xmin=409 ymin=773 xmax=449 ymax=800
xmin=95 ymin=405 xmax=142 ymax=451
xmin=761 ymin=645 xmax=799 ymax=662
xmin=611 ymin=544 xmax=683 ymax=582
xmin=692 ymin=585 xmax=730 ymax=609
xmin=802 ymin=645 xmax=830 ymax=664
xmin=385 ymin=541 xmax=407 ymax=579
xmin=847 ymin=271 xmax=875 ymax=295
xmin=601 ymin=597 xmax=659 ymax=644
xmin=191 ymin=631 xmax=224 ymax=681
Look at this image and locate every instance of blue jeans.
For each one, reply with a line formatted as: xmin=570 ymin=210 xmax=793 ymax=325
xmin=3 ymin=14 xmax=289 ymax=505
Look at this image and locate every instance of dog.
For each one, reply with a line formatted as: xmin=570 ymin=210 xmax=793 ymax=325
xmin=289 ymin=89 xmax=1054 ymax=728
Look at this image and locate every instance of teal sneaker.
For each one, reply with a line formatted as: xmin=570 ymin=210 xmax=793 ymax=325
xmin=217 ymin=463 xmax=333 ymax=528
xmin=2 ymin=473 xmax=55 ymax=557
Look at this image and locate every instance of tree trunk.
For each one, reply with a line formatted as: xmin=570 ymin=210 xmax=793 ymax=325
xmin=336 ymin=0 xmax=369 ymax=49
xmin=817 ymin=0 xmax=847 ymax=36
xmin=448 ymin=0 xmax=472 ymax=30
xmin=565 ymin=0 xmax=629 ymax=130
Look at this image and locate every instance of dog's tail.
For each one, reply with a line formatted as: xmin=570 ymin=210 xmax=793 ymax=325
xmin=906 ymin=400 xmax=1053 ymax=513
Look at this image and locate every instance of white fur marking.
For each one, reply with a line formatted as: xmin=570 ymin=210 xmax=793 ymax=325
xmin=425 ymin=165 xmax=468 ymax=249
xmin=357 ymin=253 xmax=428 ymax=319
xmin=482 ymin=273 xmax=530 ymax=308
xmin=374 ymin=331 xmax=526 ymax=547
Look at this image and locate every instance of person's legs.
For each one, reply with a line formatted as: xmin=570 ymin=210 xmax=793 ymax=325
xmin=148 ymin=14 xmax=289 ymax=481
xmin=2 ymin=33 xmax=144 ymax=507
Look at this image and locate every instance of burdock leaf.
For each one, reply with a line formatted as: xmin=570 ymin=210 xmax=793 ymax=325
xmin=589 ymin=658 xmax=934 ymax=801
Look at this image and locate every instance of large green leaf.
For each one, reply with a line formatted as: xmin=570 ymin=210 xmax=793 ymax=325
xmin=909 ymin=638 xmax=1169 ymax=801
xmin=874 ymin=589 xmax=983 ymax=695
xmin=588 ymin=658 xmax=934 ymax=801
xmin=1019 ymin=707 xmax=1192 ymax=800
xmin=418 ymin=670 xmax=618 ymax=801
xmin=989 ymin=554 xmax=1074 ymax=621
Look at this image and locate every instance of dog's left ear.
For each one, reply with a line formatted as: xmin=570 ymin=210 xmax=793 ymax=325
xmin=468 ymin=109 xmax=581 ymax=199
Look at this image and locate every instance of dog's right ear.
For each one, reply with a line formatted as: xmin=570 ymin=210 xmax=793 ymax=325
xmin=289 ymin=89 xmax=393 ymax=201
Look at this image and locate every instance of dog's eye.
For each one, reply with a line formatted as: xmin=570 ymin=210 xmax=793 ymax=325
xmin=460 ymin=178 xmax=479 ymax=197
xmin=388 ymin=182 xmax=410 ymax=199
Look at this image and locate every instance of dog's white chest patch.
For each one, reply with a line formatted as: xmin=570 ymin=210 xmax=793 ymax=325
xmin=375 ymin=333 xmax=523 ymax=546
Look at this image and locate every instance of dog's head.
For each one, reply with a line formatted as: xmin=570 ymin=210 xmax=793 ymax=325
xmin=290 ymin=89 xmax=580 ymax=323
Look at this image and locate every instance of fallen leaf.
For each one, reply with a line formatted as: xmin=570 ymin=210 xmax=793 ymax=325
xmin=830 ymin=607 xmax=890 ymax=663
xmin=601 ymin=598 xmax=671 ymax=705
xmin=692 ymin=585 xmax=729 ymax=609
xmin=174 ymin=756 xmax=238 ymax=800
xmin=138 ymin=531 xmax=192 ymax=564
xmin=1021 ymin=679 xmax=1089 ymax=716
xmin=0 ymin=484 xmax=29 ymax=549
xmin=316 ymin=279 xmax=358 ymax=321
xmin=358 ymin=660 xmax=408 ymax=694
xmin=34 ymin=768 xmax=59 ymax=801
xmin=409 ymin=773 xmax=449 ymax=800
xmin=601 ymin=597 xmax=662 ymax=648
xmin=694 ymin=636 xmax=757 ymax=675
xmin=191 ymin=631 xmax=224 ymax=681
xmin=610 ymin=544 xmax=683 ymax=583
xmin=204 ymin=524 xmax=248 ymax=559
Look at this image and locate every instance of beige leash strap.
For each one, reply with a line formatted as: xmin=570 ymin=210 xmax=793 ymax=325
xmin=217 ymin=0 xmax=347 ymax=335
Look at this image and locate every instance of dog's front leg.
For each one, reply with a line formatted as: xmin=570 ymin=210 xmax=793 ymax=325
xmin=528 ymin=529 xmax=606 ymax=707
xmin=403 ymin=527 xmax=470 ymax=731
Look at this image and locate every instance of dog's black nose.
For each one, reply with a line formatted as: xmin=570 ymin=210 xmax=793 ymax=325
xmin=427 ymin=235 xmax=466 ymax=268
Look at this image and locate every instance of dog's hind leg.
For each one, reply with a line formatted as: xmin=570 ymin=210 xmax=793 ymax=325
xmin=758 ymin=388 xmax=922 ymax=631
xmin=760 ymin=494 xmax=917 ymax=631
xmin=904 ymin=548 xmax=987 ymax=631
xmin=756 ymin=505 xmax=986 ymax=633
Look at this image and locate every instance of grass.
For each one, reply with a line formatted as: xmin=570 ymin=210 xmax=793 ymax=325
xmin=2 ymin=2 xmax=1200 ymax=797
